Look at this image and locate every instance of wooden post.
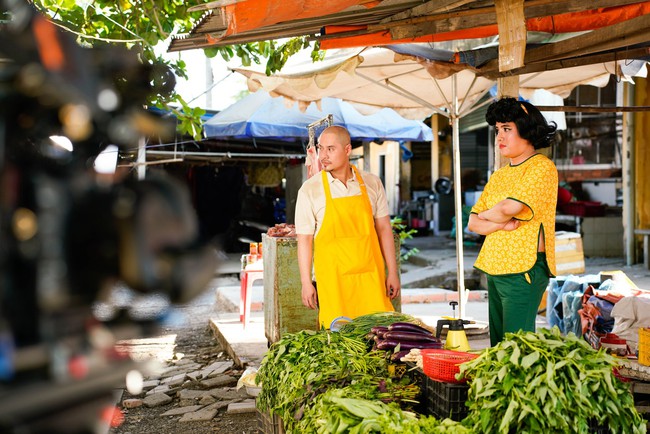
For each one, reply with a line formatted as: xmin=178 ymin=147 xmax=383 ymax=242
xmin=494 ymin=78 xmax=519 ymax=170
xmin=622 ymin=81 xmax=635 ymax=265
xmin=430 ymin=114 xmax=440 ymax=185
xmin=634 ymin=77 xmax=650 ymax=263
xmin=494 ymin=0 xmax=526 ymax=170
xmin=494 ymin=0 xmax=526 ymax=72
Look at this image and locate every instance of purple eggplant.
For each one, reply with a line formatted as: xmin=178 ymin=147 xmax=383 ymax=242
xmin=371 ymin=326 xmax=389 ymax=338
xmin=388 ymin=322 xmax=434 ymax=335
xmin=376 ymin=339 xmax=443 ymax=351
xmin=390 ymin=350 xmax=411 ymax=362
xmin=376 ymin=339 xmax=397 ymax=351
xmin=383 ymin=331 xmax=441 ymax=343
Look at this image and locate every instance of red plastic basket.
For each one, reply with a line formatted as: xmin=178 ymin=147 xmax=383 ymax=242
xmin=421 ymin=349 xmax=478 ymax=383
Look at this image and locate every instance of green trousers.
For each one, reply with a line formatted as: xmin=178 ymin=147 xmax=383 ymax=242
xmin=486 ymin=253 xmax=550 ymax=346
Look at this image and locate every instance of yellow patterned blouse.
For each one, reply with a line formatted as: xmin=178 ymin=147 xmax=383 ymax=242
xmin=471 ymin=154 xmax=558 ymax=276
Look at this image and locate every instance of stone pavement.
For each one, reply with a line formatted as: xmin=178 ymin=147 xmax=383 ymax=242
xmin=111 ymin=282 xmax=267 ymax=431
xmin=114 ymin=353 xmax=261 ymax=428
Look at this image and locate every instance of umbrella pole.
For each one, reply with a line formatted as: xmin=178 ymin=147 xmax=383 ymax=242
xmin=451 ymin=75 xmax=469 ymax=319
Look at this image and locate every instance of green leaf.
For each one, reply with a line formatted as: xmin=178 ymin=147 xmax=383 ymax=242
xmin=521 ymin=351 xmax=540 ymax=369
xmin=497 ymin=365 xmax=508 ymax=381
xmin=498 ymin=400 xmax=519 ymax=433
xmin=473 ymin=377 xmax=483 ymax=394
xmin=554 ymin=359 xmax=568 ymax=370
xmin=509 ymin=343 xmax=521 ymax=366
xmin=503 ymin=375 xmax=516 ymax=395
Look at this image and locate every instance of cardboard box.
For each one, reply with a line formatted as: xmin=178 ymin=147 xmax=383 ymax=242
xmin=555 ymin=231 xmax=585 ymax=275
xmin=599 ymin=270 xmax=638 ymax=290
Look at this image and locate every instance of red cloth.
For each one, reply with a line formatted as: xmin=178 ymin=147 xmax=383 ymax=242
xmin=558 ymin=187 xmax=572 ymax=205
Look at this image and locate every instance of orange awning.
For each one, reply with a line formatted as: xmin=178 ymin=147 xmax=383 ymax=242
xmin=320 ymin=25 xmax=498 ymax=50
xmin=320 ymin=1 xmax=650 ymax=50
xmin=220 ymin=0 xmax=376 ymax=39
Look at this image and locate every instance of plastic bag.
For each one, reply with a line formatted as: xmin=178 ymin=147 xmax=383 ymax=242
xmin=236 ymin=366 xmax=258 ymax=390
xmin=548 ymin=275 xmax=586 ymax=333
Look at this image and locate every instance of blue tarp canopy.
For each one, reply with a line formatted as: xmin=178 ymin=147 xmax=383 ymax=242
xmin=203 ymin=90 xmax=433 ymax=142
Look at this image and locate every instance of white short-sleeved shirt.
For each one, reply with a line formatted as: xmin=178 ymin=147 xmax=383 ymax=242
xmin=295 ymin=168 xmax=389 ymax=236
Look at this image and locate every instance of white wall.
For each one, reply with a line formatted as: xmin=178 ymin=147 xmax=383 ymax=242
xmin=351 ymin=140 xmax=400 ymax=215
xmin=165 ymin=49 xmax=249 ymax=111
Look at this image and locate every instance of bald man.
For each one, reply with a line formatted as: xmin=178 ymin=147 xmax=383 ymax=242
xmin=295 ymin=126 xmax=400 ymax=330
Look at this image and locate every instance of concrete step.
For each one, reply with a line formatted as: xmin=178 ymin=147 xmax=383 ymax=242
xmin=215 ymin=282 xmax=486 ymax=315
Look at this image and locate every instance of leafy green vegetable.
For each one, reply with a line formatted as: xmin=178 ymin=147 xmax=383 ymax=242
xmin=295 ymin=376 xmax=420 ymax=432
xmin=256 ymin=329 xmax=404 ymax=433
xmin=459 ymin=327 xmax=647 ymax=434
xmin=256 ymin=314 xmax=433 ymax=433
xmin=305 ymin=389 xmax=471 ymax=434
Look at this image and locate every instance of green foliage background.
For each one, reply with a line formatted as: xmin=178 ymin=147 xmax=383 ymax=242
xmin=30 ymin=0 xmax=322 ymax=140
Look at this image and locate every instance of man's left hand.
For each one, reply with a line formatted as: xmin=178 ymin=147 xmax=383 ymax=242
xmin=386 ymin=274 xmax=401 ymax=300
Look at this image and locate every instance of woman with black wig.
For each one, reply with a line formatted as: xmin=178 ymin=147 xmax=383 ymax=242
xmin=467 ymin=97 xmax=558 ymax=346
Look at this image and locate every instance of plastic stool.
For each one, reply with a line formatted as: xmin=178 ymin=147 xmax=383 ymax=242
xmin=240 ymin=266 xmax=264 ymax=329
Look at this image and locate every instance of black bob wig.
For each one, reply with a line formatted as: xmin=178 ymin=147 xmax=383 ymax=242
xmin=485 ymin=97 xmax=557 ymax=150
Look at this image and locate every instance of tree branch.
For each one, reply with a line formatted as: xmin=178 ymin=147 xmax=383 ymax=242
xmin=151 ymin=5 xmax=169 ymax=39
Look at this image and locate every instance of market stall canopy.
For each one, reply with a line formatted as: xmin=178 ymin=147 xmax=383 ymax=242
xmin=231 ymin=44 xmax=648 ymax=121
xmin=170 ymin=1 xmax=650 ymax=62
xmin=203 ymin=90 xmax=434 ymax=141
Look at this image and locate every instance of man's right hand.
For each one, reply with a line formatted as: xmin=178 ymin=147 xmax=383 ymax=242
xmin=301 ymin=282 xmax=318 ymax=309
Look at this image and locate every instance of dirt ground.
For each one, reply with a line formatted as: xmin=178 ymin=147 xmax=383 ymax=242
xmin=109 ymin=280 xmax=261 ymax=434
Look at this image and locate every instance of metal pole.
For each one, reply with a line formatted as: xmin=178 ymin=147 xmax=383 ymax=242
xmin=145 ymin=150 xmax=306 ymax=159
xmin=621 ymin=81 xmax=636 ymax=265
xmin=451 ymin=74 xmax=467 ymax=318
xmin=137 ymin=136 xmax=146 ymax=180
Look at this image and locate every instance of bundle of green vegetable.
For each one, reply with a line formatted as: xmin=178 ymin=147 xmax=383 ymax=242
xmin=308 ymin=389 xmax=472 ymax=434
xmin=459 ymin=327 xmax=647 ymax=434
xmin=256 ymin=326 xmax=421 ymax=433
xmin=295 ymin=376 xmax=421 ymax=432
xmin=337 ymin=311 xmax=424 ymax=341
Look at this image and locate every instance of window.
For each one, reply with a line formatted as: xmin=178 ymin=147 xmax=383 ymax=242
xmin=554 ymin=77 xmax=621 ymax=168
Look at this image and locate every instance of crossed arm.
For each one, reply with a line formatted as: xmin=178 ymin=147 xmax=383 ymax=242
xmin=467 ymin=199 xmax=526 ymax=235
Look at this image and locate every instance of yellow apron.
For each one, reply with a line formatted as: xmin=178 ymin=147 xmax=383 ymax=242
xmin=314 ymin=166 xmax=394 ymax=329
